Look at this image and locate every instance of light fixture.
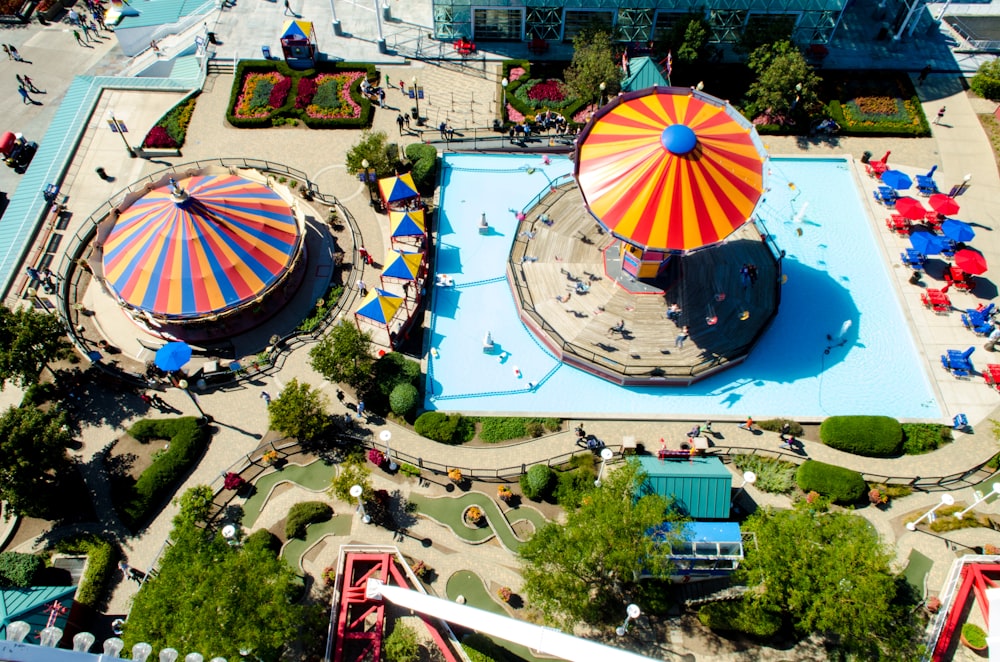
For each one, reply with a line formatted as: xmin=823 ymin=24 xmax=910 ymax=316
xmin=133 ymin=643 xmax=153 ymax=662
xmin=7 ymin=621 xmax=30 ymax=643
xmin=39 ymin=627 xmax=63 ymax=647
xmin=73 ymin=632 xmax=96 ymax=652
xmin=103 ymin=638 xmax=125 ymax=658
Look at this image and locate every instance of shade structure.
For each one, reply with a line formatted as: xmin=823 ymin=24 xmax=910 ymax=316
xmin=378 ymin=173 xmax=419 ymax=203
xmin=574 ymin=87 xmax=767 ymax=252
xmin=389 ymin=210 xmax=426 ymax=238
xmin=894 ymin=197 xmax=927 ymax=221
xmin=280 ymin=19 xmax=314 ymax=40
xmin=155 ymin=341 xmax=192 ymax=371
xmin=955 ymin=248 xmax=988 ymax=275
xmin=941 ymin=219 xmax=975 ymax=243
xmin=356 ymin=288 xmax=404 ymax=326
xmin=880 ymin=169 xmax=912 ymax=190
xmin=910 ymin=231 xmax=946 ymax=256
xmin=382 ymin=249 xmax=422 ymax=281
xmin=929 ymin=193 xmax=960 ymax=216
xmin=102 ymin=175 xmax=301 ymax=319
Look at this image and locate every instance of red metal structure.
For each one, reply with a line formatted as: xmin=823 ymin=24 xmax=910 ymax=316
xmin=932 ymin=562 xmax=1000 ymax=660
xmin=331 ymin=552 xmax=459 ymax=662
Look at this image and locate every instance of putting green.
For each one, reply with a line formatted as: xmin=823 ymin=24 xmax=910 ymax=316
xmin=445 ymin=570 xmax=545 ymax=662
xmin=280 ymin=515 xmax=353 ymax=571
xmin=244 ymin=460 xmax=336 ymax=526
xmin=410 ymin=492 xmax=547 ymax=552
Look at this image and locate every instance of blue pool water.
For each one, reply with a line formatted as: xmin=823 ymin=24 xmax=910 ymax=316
xmin=425 ymin=153 xmax=940 ymax=420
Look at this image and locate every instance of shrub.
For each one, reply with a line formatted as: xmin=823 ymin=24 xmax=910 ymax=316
xmin=368 ymin=448 xmax=386 ymax=467
xmin=732 ymin=454 xmax=796 ymax=494
xmin=0 ymin=552 xmax=43 ymax=587
xmin=399 ymin=463 xmax=421 ymax=478
xmin=796 ymin=460 xmax=866 ymax=504
xmin=901 ymin=423 xmax=952 ymax=455
xmin=389 ymin=383 xmax=420 ymax=417
xmin=465 ymin=506 xmax=484 ymax=523
xmin=142 ymin=126 xmax=178 ymax=148
xmin=520 ymin=464 xmax=553 ymax=500
xmin=820 ymin=415 xmax=902 ymax=456
xmin=757 ymin=418 xmax=803 ymax=437
xmin=462 ymin=633 xmax=518 ymax=662
xmin=285 ymin=501 xmax=333 ymax=539
xmin=554 ymin=467 xmax=594 ymax=507
xmin=497 ymin=586 xmax=512 ymax=602
xmin=120 ymin=417 xmax=209 ymax=529
xmin=415 ymin=411 xmax=469 ymax=444
xmin=384 ymin=622 xmax=421 ymax=662
xmin=244 ymin=529 xmax=282 ymax=555
xmin=53 ymin=535 xmax=118 ymax=607
xmin=404 ymin=142 xmax=439 ymax=193
xmin=543 ymin=418 xmax=562 ymax=432
xmin=963 ymin=622 xmax=987 ymax=648
xmin=698 ymin=600 xmax=782 ymax=638
xmin=971 ymin=59 xmax=1000 ymax=100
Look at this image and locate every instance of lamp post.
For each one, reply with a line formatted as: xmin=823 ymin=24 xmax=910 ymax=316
xmin=329 ymin=0 xmax=341 ymax=35
xmin=108 ymin=109 xmax=137 ymax=158
xmin=350 ymin=484 xmax=371 ymax=524
xmin=732 ymin=470 xmax=757 ymax=508
xmin=411 ymin=76 xmax=421 ymax=125
xmin=615 ymin=603 xmax=641 ymax=636
xmin=501 ymin=77 xmax=508 ymax=121
xmin=599 ymin=81 xmax=606 ymax=106
xmin=359 ymin=159 xmax=377 ymax=207
xmin=906 ymin=493 xmax=956 ymax=530
xmin=594 ymin=447 xmax=614 ymax=487
xmin=957 ymin=482 xmax=1000 ymax=519
xmin=380 ymin=429 xmax=398 ymax=471
xmin=176 ymin=379 xmax=207 ymax=419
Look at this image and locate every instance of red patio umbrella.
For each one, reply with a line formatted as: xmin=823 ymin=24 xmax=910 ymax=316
xmin=954 ymin=248 xmax=988 ymax=275
xmin=895 ymin=197 xmax=928 ymax=221
xmin=929 ymin=193 xmax=960 ymax=216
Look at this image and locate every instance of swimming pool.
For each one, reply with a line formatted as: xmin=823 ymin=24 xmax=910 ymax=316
xmin=425 ymin=153 xmax=940 ymax=420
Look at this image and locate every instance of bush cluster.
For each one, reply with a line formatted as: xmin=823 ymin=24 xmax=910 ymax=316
xmin=285 ymin=501 xmax=333 ymax=539
xmin=244 ymin=529 xmax=282 ymax=555
xmin=820 ymin=415 xmax=902 ymax=456
xmin=462 ymin=633 xmax=518 ymax=662
xmin=404 ymin=142 xmax=439 ymax=193
xmin=732 ymin=454 xmax=796 ymax=494
xmin=120 ymin=417 xmax=209 ymax=529
xmin=389 ymin=383 xmax=420 ymax=417
xmin=365 ymin=352 xmax=422 ymax=418
xmin=796 ymin=460 xmax=866 ymax=504
xmin=520 ymin=464 xmax=554 ymax=501
xmin=414 ymin=411 xmax=472 ymax=444
xmin=972 ymin=60 xmax=1000 ymax=100
xmin=756 ymin=418 xmax=803 ymax=437
xmin=901 ymin=423 xmax=952 ymax=455
xmin=478 ymin=417 xmax=560 ymax=442
xmin=54 ymin=535 xmax=118 ymax=607
xmin=142 ymin=94 xmax=198 ymax=149
xmin=227 ymin=60 xmax=375 ymax=129
xmin=0 ymin=552 xmax=43 ymax=587
xmin=698 ymin=600 xmax=782 ymax=638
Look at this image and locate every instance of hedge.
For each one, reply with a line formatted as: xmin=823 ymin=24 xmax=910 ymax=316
xmin=796 ymin=460 xmax=867 ymax=504
xmin=389 ymin=383 xmax=420 ymax=417
xmin=404 ymin=142 xmax=439 ymax=193
xmin=698 ymin=600 xmax=782 ymax=638
xmin=462 ymin=634 xmax=518 ymax=662
xmin=901 ymin=423 xmax=952 ymax=455
xmin=286 ymin=501 xmax=333 ymax=539
xmin=227 ymin=60 xmax=376 ymax=129
xmin=244 ymin=529 xmax=282 ymax=556
xmin=0 ymin=552 xmax=43 ymax=587
xmin=54 ymin=535 xmax=118 ymax=608
xmin=414 ymin=411 xmax=472 ymax=444
xmin=120 ymin=417 xmax=210 ymax=529
xmin=520 ymin=464 xmax=553 ymax=500
xmin=820 ymin=415 xmax=902 ymax=456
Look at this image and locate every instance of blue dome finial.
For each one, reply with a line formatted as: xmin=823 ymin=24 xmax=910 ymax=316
xmin=661 ymin=124 xmax=697 ymax=155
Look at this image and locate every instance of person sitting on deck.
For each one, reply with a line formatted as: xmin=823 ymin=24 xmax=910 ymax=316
xmin=666 ymin=303 xmax=681 ymax=320
xmin=575 ymin=281 xmax=590 ymax=294
xmin=609 ymin=320 xmax=626 ymax=335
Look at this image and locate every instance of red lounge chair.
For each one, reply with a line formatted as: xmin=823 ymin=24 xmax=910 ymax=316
xmin=985 ymin=364 xmax=1000 ymax=389
xmin=921 ymin=289 xmax=951 ymax=313
xmin=886 ymin=215 xmax=911 ymax=235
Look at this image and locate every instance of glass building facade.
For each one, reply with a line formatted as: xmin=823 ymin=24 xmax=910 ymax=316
xmin=433 ymin=0 xmax=846 ymax=45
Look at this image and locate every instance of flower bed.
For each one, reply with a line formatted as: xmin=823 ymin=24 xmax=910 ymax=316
xmin=501 ymin=60 xmax=587 ymax=127
xmin=142 ymin=94 xmax=198 ymax=149
xmin=821 ymin=72 xmax=930 ymax=137
xmin=227 ymin=60 xmax=375 ymax=129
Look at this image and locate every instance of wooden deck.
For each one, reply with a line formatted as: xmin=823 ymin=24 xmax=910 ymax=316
xmin=508 ymin=183 xmax=780 ymax=384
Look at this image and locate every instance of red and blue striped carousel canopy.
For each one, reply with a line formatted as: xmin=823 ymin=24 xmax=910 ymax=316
xmin=102 ymin=175 xmax=301 ymax=318
xmin=575 ymin=87 xmax=768 ymax=252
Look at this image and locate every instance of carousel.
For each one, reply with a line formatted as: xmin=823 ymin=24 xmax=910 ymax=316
xmin=507 ymin=86 xmax=783 ymax=385
xmin=95 ymin=169 xmax=307 ymax=341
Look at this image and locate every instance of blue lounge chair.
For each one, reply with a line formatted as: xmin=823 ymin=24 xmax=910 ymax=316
xmin=965 ymin=303 xmax=995 ymax=324
xmin=901 ymin=248 xmax=925 ymax=270
xmin=941 ymin=346 xmax=975 ymax=378
xmin=874 ymin=186 xmax=897 ymax=206
xmin=916 ymin=176 xmax=938 ymax=196
xmin=962 ymin=314 xmax=994 ymax=335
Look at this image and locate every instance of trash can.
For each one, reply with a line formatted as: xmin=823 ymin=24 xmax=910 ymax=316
xmin=861 ymin=151 xmax=872 ymax=164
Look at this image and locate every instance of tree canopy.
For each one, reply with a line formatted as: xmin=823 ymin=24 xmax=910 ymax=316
xmin=735 ymin=503 xmax=921 ymax=659
xmin=0 ymin=404 xmax=74 ymax=518
xmin=268 ymin=378 xmax=331 ymax=442
xmin=345 ymin=130 xmax=399 ymax=179
xmin=309 ymin=320 xmax=375 ymax=390
xmin=124 ymin=487 xmax=308 ymax=660
xmin=743 ymin=40 xmax=821 ymax=122
xmin=563 ymin=30 xmax=622 ymax=105
xmin=0 ymin=306 xmax=68 ymax=389
xmin=518 ymin=460 xmax=685 ymax=628
xmin=663 ymin=13 xmax=713 ymax=65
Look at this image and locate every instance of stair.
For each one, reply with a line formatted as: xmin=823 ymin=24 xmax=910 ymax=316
xmin=207 ymin=57 xmax=236 ymax=75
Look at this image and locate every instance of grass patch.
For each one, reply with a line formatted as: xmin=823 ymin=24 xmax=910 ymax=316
xmin=477 ymin=417 xmax=562 ymax=442
xmin=977 ymin=113 xmax=1000 ymax=179
xmin=901 ymin=423 xmax=952 ymax=455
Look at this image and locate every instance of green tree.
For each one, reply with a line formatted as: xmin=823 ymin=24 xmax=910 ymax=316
xmin=124 ymin=487 xmax=307 ymax=661
xmin=743 ymin=40 xmax=821 ymax=122
xmin=971 ymin=58 xmax=1000 ymax=100
xmin=563 ymin=30 xmax=622 ymax=106
xmin=327 ymin=457 xmax=372 ymax=502
xmin=664 ymin=13 xmax=713 ymax=64
xmin=736 ymin=503 xmax=921 ymax=659
xmin=267 ymin=378 xmax=330 ymax=442
xmin=383 ymin=622 xmax=421 ymax=662
xmin=0 ymin=306 xmax=68 ymax=389
xmin=345 ymin=130 xmax=399 ymax=178
xmin=0 ymin=404 xmax=73 ymax=518
xmin=519 ymin=460 xmax=685 ymax=628
xmin=310 ymin=320 xmax=375 ymax=390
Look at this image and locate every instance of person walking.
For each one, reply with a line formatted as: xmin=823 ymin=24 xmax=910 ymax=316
xmin=22 ymin=74 xmax=38 ymax=93
xmin=283 ymin=0 xmax=292 ymax=15
xmin=357 ymin=279 xmax=367 ymax=297
xmin=357 ymin=400 xmax=365 ymax=421
xmin=935 ymin=106 xmax=946 ymax=125
xmin=8 ymin=45 xmax=23 ymax=61
xmin=675 ymin=325 xmax=689 ymax=349
xmin=738 ymin=416 xmax=756 ymax=431
xmin=79 ymin=22 xmax=91 ymax=42
xmin=396 ymin=113 xmax=405 ymax=134
xmin=2 ymin=44 xmax=10 ymax=60
xmin=403 ymin=113 xmax=410 ymax=129
xmin=260 ymin=390 xmax=271 ymax=406
xmin=918 ymin=64 xmax=931 ymax=84
xmin=73 ymin=30 xmax=84 ymax=46
xmin=18 ymin=85 xmax=33 ymax=105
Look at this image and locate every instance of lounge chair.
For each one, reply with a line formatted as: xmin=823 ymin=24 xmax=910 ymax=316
xmin=941 ymin=346 xmax=975 ymax=378
xmin=901 ymin=248 xmax=925 ymax=270
xmin=873 ymin=186 xmax=897 ymax=206
xmin=984 ymin=364 xmax=1000 ymax=390
xmin=916 ymin=176 xmax=938 ymax=196
xmin=886 ymin=215 xmax=911 ymax=235
xmin=921 ymin=289 xmax=951 ymax=313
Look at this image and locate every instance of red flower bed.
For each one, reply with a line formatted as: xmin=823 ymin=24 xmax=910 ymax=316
xmin=142 ymin=126 xmax=178 ymax=149
xmin=269 ymin=76 xmax=292 ymax=108
xmin=527 ymin=79 xmax=565 ymax=102
xmin=295 ymin=77 xmax=317 ymax=109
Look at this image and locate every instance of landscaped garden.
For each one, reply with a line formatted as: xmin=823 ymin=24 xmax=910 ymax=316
xmin=227 ymin=60 xmax=377 ymax=128
xmin=142 ymin=93 xmax=199 ymax=150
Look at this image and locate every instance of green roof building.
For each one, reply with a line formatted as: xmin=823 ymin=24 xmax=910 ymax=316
xmin=0 ymin=585 xmax=76 ymax=640
xmin=638 ymin=455 xmax=732 ymax=519
xmin=621 ymin=56 xmax=668 ymax=92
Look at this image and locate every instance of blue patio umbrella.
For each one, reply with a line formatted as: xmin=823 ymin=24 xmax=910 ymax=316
xmin=155 ymin=341 xmax=193 ymax=372
xmin=910 ymin=231 xmax=947 ymax=256
xmin=941 ymin=219 xmax=975 ymax=243
xmin=880 ymin=169 xmax=913 ymax=191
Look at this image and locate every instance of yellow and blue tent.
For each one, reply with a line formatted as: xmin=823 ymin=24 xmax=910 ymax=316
xmin=355 ymin=288 xmax=404 ymax=330
xmin=378 ymin=173 xmax=419 ymax=204
xmin=389 ymin=210 xmax=425 ymax=242
xmin=381 ymin=249 xmax=422 ymax=282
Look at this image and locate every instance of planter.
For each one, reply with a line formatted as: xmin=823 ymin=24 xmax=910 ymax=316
xmin=462 ymin=505 xmax=485 ymax=528
xmin=962 ymin=623 xmax=988 ymax=652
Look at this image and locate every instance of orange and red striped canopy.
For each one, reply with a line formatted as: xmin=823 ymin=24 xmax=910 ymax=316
xmin=575 ymin=88 xmax=767 ymax=252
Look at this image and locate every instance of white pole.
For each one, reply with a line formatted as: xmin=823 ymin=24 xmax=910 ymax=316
xmin=906 ymin=493 xmax=955 ymax=530
xmin=329 ymin=0 xmax=341 ymax=35
xmin=893 ymin=0 xmax=923 ymax=41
